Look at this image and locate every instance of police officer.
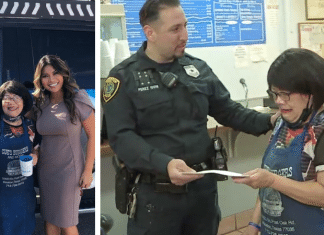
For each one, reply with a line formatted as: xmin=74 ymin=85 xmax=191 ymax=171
xmin=103 ymin=0 xmax=276 ymax=234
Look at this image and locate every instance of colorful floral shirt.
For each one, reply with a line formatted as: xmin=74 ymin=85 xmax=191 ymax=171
xmin=270 ymin=110 xmax=324 ymax=181
xmin=0 ymin=118 xmax=40 ymax=149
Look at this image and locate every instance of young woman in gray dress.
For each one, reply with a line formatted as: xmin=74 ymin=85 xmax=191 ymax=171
xmin=32 ymin=55 xmax=95 ymax=235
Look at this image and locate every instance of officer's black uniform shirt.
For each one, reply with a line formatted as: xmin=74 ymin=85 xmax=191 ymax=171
xmin=104 ymin=41 xmax=271 ymax=176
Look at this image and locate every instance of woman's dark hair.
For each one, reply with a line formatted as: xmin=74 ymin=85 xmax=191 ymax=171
xmin=0 ymin=80 xmax=33 ymax=116
xmin=33 ymin=55 xmax=80 ymax=124
xmin=139 ymin=0 xmax=180 ymax=27
xmin=267 ymin=48 xmax=324 ymax=110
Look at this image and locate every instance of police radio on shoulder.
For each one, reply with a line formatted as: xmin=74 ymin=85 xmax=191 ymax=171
xmin=160 ymin=72 xmax=178 ymax=88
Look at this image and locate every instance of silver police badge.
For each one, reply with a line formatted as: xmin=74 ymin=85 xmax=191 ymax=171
xmin=184 ymin=65 xmax=200 ymax=78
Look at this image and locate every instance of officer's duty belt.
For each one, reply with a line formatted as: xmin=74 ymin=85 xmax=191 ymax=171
xmin=140 ymin=174 xmax=188 ymax=194
xmin=140 ymin=158 xmax=212 ymax=194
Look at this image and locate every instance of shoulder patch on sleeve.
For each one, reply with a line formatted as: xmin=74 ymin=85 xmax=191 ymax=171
xmin=103 ymin=77 xmax=120 ymax=103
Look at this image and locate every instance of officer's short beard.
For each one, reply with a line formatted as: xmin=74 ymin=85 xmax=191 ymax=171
xmin=174 ymin=50 xmax=185 ymax=59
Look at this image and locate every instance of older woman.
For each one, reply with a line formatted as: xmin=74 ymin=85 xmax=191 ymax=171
xmin=32 ymin=55 xmax=95 ymax=235
xmin=0 ymin=81 xmax=38 ymax=235
xmin=234 ymin=48 xmax=324 ymax=234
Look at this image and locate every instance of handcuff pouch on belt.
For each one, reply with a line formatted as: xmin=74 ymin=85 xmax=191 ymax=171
xmin=113 ymin=155 xmax=140 ymax=218
xmin=212 ymin=136 xmax=229 ymax=181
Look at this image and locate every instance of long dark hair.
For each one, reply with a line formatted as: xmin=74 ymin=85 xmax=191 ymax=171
xmin=33 ymin=55 xmax=80 ymax=124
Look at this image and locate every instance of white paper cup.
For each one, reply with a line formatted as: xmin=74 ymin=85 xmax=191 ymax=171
xmin=20 ymin=155 xmax=33 ymax=177
xmin=114 ymin=40 xmax=130 ymax=65
xmin=108 ymin=38 xmax=118 ymax=59
xmin=101 ymin=55 xmax=114 ymax=78
xmin=114 ymin=56 xmax=130 ymax=66
xmin=100 ymin=40 xmax=111 ymax=57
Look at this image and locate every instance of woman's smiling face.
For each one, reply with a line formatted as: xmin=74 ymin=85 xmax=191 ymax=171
xmin=2 ymin=92 xmax=24 ymax=118
xmin=41 ymin=65 xmax=64 ymax=94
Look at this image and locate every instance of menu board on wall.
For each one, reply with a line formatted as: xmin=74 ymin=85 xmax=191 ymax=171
xmin=111 ymin=0 xmax=266 ymax=52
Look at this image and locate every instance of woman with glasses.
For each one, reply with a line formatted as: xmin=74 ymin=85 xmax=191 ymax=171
xmin=0 ymin=81 xmax=39 ymax=235
xmin=234 ymin=48 xmax=324 ymax=234
xmin=31 ymin=55 xmax=95 ymax=235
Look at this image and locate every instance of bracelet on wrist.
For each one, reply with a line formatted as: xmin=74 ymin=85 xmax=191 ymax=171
xmin=248 ymin=222 xmax=261 ymax=231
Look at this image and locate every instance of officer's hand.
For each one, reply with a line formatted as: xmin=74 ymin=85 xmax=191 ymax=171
xmin=270 ymin=110 xmax=281 ymax=128
xmin=167 ymin=159 xmax=203 ymax=186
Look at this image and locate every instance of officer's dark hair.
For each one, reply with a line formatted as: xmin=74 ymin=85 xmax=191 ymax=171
xmin=267 ymin=48 xmax=324 ymax=110
xmin=139 ymin=0 xmax=181 ymax=27
xmin=0 ymin=80 xmax=33 ymax=116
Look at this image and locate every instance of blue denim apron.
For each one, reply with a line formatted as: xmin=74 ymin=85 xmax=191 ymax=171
xmin=0 ymin=119 xmax=36 ymax=235
xmin=260 ymin=117 xmax=324 ymax=234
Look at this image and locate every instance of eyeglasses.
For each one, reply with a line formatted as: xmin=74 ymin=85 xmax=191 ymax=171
xmin=2 ymin=95 xmax=23 ymax=103
xmin=267 ymin=90 xmax=292 ymax=101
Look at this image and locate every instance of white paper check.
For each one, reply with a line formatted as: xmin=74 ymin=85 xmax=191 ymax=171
xmin=182 ymin=170 xmax=249 ymax=177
